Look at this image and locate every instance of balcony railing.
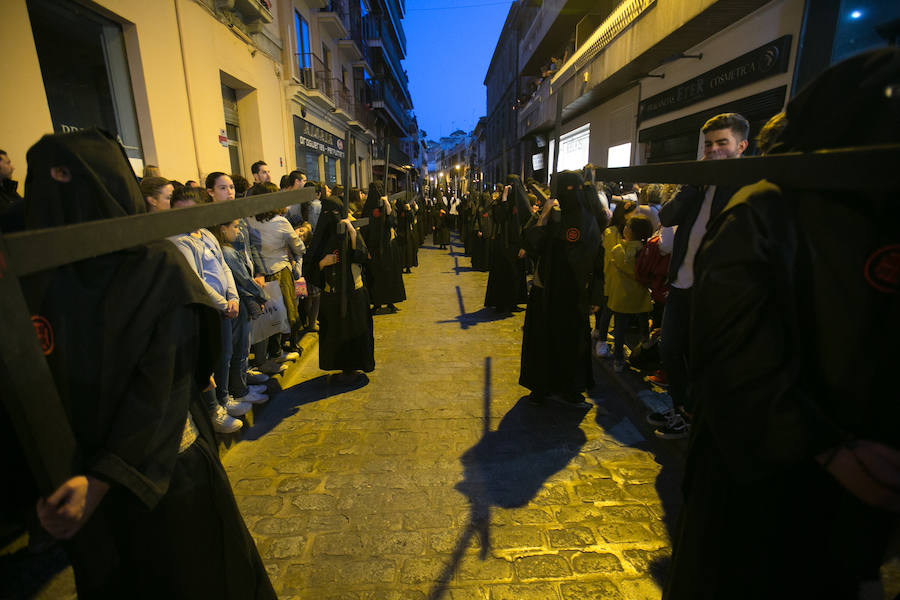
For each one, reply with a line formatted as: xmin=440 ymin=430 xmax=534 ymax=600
xmin=319 ymin=0 xmax=350 ymax=39
xmin=362 ymin=14 xmax=408 ymax=90
xmin=368 ymin=79 xmax=413 ymax=134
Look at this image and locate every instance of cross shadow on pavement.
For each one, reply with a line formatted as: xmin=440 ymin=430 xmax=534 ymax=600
xmin=241 ymin=373 xmax=368 ymax=441
xmin=435 ymin=286 xmax=514 ymax=330
xmin=428 ymin=358 xmax=588 ymax=599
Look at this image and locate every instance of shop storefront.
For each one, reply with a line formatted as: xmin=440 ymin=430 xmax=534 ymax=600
xmin=293 ymin=116 xmax=345 ymax=185
xmin=636 ymin=0 xmax=804 ymax=162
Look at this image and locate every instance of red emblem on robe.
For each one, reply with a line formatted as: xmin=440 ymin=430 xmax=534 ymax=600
xmin=865 ymin=244 xmax=900 ymax=294
xmin=31 ymin=316 xmax=54 ymax=355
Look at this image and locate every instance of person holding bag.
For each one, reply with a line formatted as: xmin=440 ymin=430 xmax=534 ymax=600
xmin=246 ymin=182 xmax=305 ymax=359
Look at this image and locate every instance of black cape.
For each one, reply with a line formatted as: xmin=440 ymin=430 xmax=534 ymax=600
xmin=469 ymin=192 xmax=493 ymax=271
xmin=18 ymin=129 xmax=275 ymax=598
xmin=394 ymin=193 xmax=419 ymax=269
xmin=432 ymin=194 xmax=451 ymax=246
xmin=360 ymin=181 xmax=406 ymax=305
xmin=665 ymin=48 xmax=900 ymax=599
xmin=519 ymin=172 xmax=601 ymax=395
xmin=304 ymin=197 xmax=375 ymax=372
xmin=484 ymin=175 xmax=530 ymax=310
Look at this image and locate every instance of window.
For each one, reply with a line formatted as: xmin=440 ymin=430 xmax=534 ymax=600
xmin=222 ymin=84 xmax=244 ymax=176
xmin=547 ymin=124 xmax=590 ymax=182
xmin=295 ymin=11 xmax=312 ymax=86
xmin=27 ymin=0 xmax=145 ymax=173
xmin=607 ymin=142 xmax=631 ymax=168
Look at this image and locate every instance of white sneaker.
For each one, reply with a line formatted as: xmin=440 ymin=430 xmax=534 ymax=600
xmin=248 ymin=384 xmax=267 ymax=394
xmin=224 ymin=396 xmax=252 ymax=416
xmin=212 ymin=406 xmax=242 ymax=433
xmin=596 ymin=341 xmax=612 ymax=358
xmin=236 ymin=390 xmax=268 ymax=405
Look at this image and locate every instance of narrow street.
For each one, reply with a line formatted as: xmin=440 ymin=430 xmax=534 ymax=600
xmin=224 ymin=237 xmax=685 ymax=599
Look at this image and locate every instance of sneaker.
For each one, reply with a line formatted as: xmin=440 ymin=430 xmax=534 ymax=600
xmin=646 ymin=408 xmax=676 ymax=427
xmin=654 ymin=413 xmax=690 ymax=440
xmin=212 ymin=405 xmax=242 ymax=433
xmin=248 ymin=384 xmax=267 ymax=394
xmin=224 ymin=397 xmax=252 ymax=416
xmin=246 ymin=371 xmax=269 ymax=385
xmin=646 ymin=370 xmax=669 ymax=388
xmin=257 ymin=360 xmax=288 ymax=375
xmin=613 ymin=360 xmax=625 ymax=373
xmin=235 ymin=390 xmax=268 ymax=405
xmin=595 ymin=341 xmax=612 ymax=358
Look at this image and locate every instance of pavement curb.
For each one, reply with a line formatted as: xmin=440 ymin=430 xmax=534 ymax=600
xmin=216 ymin=331 xmax=320 ymax=455
xmin=592 ymin=354 xmax=688 ymax=457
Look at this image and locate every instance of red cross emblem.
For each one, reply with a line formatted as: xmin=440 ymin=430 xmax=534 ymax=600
xmin=865 ymin=244 xmax=900 ymax=294
xmin=31 ymin=316 xmax=54 ymax=355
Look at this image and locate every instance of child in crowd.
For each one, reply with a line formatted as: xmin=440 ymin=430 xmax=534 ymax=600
xmin=170 ymin=222 xmax=250 ymax=433
xmin=211 ymin=219 xmax=270 ymax=409
xmin=246 ymin=182 xmax=305 ymax=356
xmin=607 ymin=214 xmax=654 ymax=372
xmin=595 ymin=200 xmax=637 ymax=357
xmin=296 ymin=222 xmax=321 ymax=331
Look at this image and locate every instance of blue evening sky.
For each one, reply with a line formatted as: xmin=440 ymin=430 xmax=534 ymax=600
xmin=403 ymin=0 xmax=514 ymax=141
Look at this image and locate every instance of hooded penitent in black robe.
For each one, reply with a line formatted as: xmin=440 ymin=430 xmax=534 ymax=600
xmin=664 ymin=48 xmax=900 ymax=600
xmin=459 ymin=193 xmax=472 ymax=255
xmin=484 ymin=175 xmax=531 ymax=310
xmin=417 ymin=196 xmax=431 ymax=245
xmin=432 ymin=193 xmax=451 ymax=246
xmin=395 ymin=192 xmax=419 ymax=270
xmin=469 ymin=192 xmax=493 ymax=272
xmin=519 ymin=171 xmax=601 ymax=398
xmin=17 ymin=129 xmax=275 ymax=599
xmin=359 ymin=181 xmax=406 ymax=306
xmin=304 ymin=197 xmax=375 ymax=373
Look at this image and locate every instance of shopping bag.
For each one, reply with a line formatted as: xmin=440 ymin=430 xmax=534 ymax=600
xmin=249 ymin=281 xmax=290 ymax=344
xmin=295 ymin=277 xmax=308 ymax=298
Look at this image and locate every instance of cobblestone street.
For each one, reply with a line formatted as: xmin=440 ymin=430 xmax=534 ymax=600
xmin=224 ymin=237 xmax=685 ymax=599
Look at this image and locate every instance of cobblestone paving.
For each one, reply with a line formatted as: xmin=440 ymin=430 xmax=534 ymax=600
xmin=223 ymin=238 xmax=686 ymax=599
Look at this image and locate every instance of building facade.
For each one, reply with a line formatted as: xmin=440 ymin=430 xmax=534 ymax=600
xmin=504 ymin=0 xmax=900 ymax=182
xmin=2 ymin=0 xmax=418 ymax=192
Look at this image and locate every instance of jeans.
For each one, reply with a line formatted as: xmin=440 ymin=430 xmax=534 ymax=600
xmin=214 ymin=314 xmax=233 ymax=405
xmin=612 ymin=312 xmax=634 ymax=361
xmin=595 ymin=297 xmax=612 ymax=338
xmin=228 ymin=302 xmax=250 ymax=399
xmin=660 ymin=286 xmax=692 ymax=412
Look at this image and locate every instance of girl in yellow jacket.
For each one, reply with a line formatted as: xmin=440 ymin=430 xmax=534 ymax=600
xmin=595 ymin=200 xmax=637 ymax=357
xmin=607 ymin=214 xmax=654 ymax=372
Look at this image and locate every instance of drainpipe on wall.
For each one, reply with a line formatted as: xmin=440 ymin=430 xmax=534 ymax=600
xmin=174 ymin=0 xmax=204 ymax=181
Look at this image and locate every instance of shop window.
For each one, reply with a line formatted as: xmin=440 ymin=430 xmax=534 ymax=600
xmin=607 ymin=142 xmax=632 ymax=168
xmin=324 ymin=155 xmax=337 ymax=184
xmin=27 ymin=0 xmax=145 ymax=173
xmin=832 ymin=0 xmax=900 ymax=63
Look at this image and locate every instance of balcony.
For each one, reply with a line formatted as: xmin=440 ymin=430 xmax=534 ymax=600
xmin=518 ymin=0 xmax=612 ymax=76
xmin=372 ymin=143 xmax=412 ymax=170
xmin=319 ymin=0 xmax=349 ymax=40
xmin=293 ymin=53 xmax=336 ymax=110
xmin=362 ymin=15 xmax=409 ymax=93
xmin=368 ymin=79 xmax=412 ymax=134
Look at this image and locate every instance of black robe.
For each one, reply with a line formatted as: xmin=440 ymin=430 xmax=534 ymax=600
xmin=519 ymin=172 xmax=600 ymax=396
xmin=395 ymin=195 xmax=418 ymax=269
xmin=665 ymin=49 xmax=900 ymax=598
xmin=469 ymin=194 xmax=493 ymax=272
xmin=432 ymin=196 xmax=451 ymax=246
xmin=304 ymin=198 xmax=375 ymax=373
xmin=360 ymin=182 xmax=406 ymax=306
xmin=484 ymin=177 xmax=530 ymax=310
xmin=18 ymin=129 xmax=275 ymax=599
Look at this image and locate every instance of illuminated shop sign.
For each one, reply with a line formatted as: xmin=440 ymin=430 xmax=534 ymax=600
xmin=638 ymin=35 xmax=792 ymax=122
xmin=293 ymin=117 xmax=345 ymax=159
